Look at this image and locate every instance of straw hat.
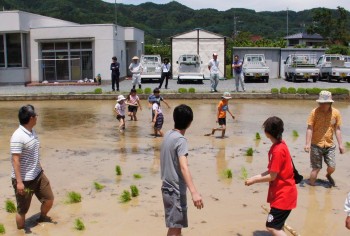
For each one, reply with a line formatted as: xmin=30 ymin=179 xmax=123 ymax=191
xmin=213 ymin=52 xmax=218 ymax=56
xmin=132 ymin=56 xmax=139 ymax=60
xmin=316 ymin=90 xmax=334 ymax=103
xmin=117 ymin=95 xmax=126 ymax=102
xmin=221 ymin=92 xmax=232 ymax=99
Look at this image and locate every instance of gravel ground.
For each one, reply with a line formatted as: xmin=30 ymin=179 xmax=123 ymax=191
xmin=0 ymin=78 xmax=348 ymax=95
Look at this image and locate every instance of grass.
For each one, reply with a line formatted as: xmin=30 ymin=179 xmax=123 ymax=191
xmin=133 ymin=174 xmax=142 ymax=179
xmin=94 ymin=182 xmax=105 ymax=191
xmin=130 ymin=185 xmax=139 ymax=197
xmin=67 ymin=191 xmax=82 ymax=203
xmin=115 ymin=165 xmax=122 ymax=176
xmin=0 ymin=224 xmax=5 ymax=234
xmin=292 ymin=130 xmax=299 ymax=137
xmin=245 ymin=148 xmax=254 ymax=156
xmin=240 ymin=167 xmax=248 ymax=180
xmin=74 ymin=218 xmax=85 ymax=231
xmin=120 ymin=190 xmax=132 ymax=203
xmin=255 ymin=132 xmax=261 ymax=140
xmin=346 ymin=142 xmax=350 ymax=148
xmin=5 ymin=199 xmax=16 ymax=213
xmin=224 ymin=169 xmax=233 ymax=179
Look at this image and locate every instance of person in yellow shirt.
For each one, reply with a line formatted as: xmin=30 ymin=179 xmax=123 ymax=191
xmin=205 ymin=92 xmax=235 ymax=138
xmin=304 ymin=90 xmax=344 ymax=187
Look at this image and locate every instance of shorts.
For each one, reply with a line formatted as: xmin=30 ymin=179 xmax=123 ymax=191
xmin=218 ymin=118 xmax=226 ymax=126
xmin=116 ymin=115 xmax=125 ymax=121
xmin=310 ymin=144 xmax=336 ymax=169
xmin=12 ymin=171 xmax=54 ymax=215
xmin=154 ymin=113 xmax=164 ymax=130
xmin=161 ymin=183 xmax=188 ymax=228
xmin=128 ymin=106 xmax=138 ymax=113
xmin=266 ymin=207 xmax=291 ymax=230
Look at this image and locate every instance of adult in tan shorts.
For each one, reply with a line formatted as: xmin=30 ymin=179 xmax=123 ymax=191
xmin=304 ymin=91 xmax=344 ymax=187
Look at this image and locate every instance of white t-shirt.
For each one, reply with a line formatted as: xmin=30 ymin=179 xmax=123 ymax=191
xmin=129 ymin=62 xmax=143 ymax=74
xmin=208 ymin=59 xmax=219 ymax=74
xmin=152 ymin=103 xmax=162 ymax=114
xmin=115 ymin=102 xmax=126 ymax=116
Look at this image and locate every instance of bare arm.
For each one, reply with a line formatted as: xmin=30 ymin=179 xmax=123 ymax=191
xmin=304 ymin=125 xmax=313 ymax=152
xmin=153 ymin=109 xmax=158 ymax=123
xmin=179 ymin=156 xmax=204 ymax=209
xmin=227 ymin=109 xmax=235 ymax=119
xmin=162 ymin=100 xmax=170 ymax=109
xmin=245 ymin=171 xmax=277 ymax=186
xmin=137 ymin=99 xmax=142 ymax=110
xmin=335 ymin=126 xmax=344 ymax=154
xmin=13 ymin=154 xmax=25 ymax=195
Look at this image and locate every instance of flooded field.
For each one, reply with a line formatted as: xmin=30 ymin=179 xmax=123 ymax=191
xmin=0 ymin=99 xmax=349 ymax=236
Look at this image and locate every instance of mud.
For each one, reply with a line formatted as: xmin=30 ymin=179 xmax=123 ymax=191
xmin=0 ymin=99 xmax=349 ymax=235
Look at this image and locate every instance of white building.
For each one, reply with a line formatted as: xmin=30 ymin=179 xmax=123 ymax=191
xmin=0 ymin=10 xmax=144 ymax=84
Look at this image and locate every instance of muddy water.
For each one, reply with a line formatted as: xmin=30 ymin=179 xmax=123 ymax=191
xmin=0 ymin=99 xmax=349 ymax=236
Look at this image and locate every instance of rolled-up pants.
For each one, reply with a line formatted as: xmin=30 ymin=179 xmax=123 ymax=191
xmin=132 ymin=73 xmax=141 ymax=86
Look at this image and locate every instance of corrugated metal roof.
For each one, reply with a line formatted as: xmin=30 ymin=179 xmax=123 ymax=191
xmin=284 ymin=32 xmax=324 ymax=40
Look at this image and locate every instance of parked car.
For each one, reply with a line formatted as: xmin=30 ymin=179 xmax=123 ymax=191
xmin=316 ymin=54 xmax=350 ymax=83
xmin=242 ymin=54 xmax=269 ymax=83
xmin=140 ymin=55 xmax=162 ymax=82
xmin=284 ymin=54 xmax=319 ymax=82
xmin=176 ymin=54 xmax=204 ymax=84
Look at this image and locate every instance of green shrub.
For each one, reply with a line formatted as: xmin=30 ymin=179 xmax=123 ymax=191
xmin=287 ymin=87 xmax=296 ymax=94
xmin=306 ymin=88 xmax=321 ymax=95
xmin=255 ymin=132 xmax=261 ymax=140
xmin=133 ymin=174 xmax=142 ymax=179
xmin=94 ymin=182 xmax=105 ymax=191
xmin=271 ymin=88 xmax=279 ymax=94
xmin=224 ymin=169 xmax=233 ymax=179
xmin=346 ymin=142 xmax=350 ymax=148
xmin=74 ymin=218 xmax=85 ymax=231
xmin=188 ymin=87 xmax=195 ymax=93
xmin=94 ymin=88 xmax=102 ymax=94
xmin=280 ymin=87 xmax=288 ymax=94
xmin=144 ymin=87 xmax=152 ymax=94
xmin=178 ymin=88 xmax=187 ymax=93
xmin=326 ymin=88 xmax=349 ymax=95
xmin=67 ymin=191 xmax=81 ymax=203
xmin=296 ymin=88 xmax=306 ymax=94
xmin=130 ymin=185 xmax=139 ymax=197
xmin=240 ymin=167 xmax=248 ymax=180
xmin=292 ymin=130 xmax=299 ymax=137
xmin=120 ymin=190 xmax=131 ymax=203
xmin=5 ymin=199 xmax=16 ymax=213
xmin=0 ymin=224 xmax=5 ymax=234
xmin=115 ymin=165 xmax=122 ymax=176
xmin=246 ymin=148 xmax=253 ymax=156
xmin=136 ymin=88 xmax=143 ymax=94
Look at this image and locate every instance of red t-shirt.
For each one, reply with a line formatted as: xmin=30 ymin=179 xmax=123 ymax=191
xmin=267 ymin=140 xmax=297 ymax=210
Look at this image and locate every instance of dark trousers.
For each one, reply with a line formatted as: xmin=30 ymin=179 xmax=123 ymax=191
xmin=159 ymin=72 xmax=170 ymax=89
xmin=111 ymin=73 xmax=120 ymax=91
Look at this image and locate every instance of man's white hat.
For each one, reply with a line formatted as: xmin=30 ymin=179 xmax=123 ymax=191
xmin=117 ymin=95 xmax=126 ymax=102
xmin=316 ymin=90 xmax=334 ymax=103
xmin=213 ymin=53 xmax=218 ymax=56
xmin=132 ymin=56 xmax=139 ymax=60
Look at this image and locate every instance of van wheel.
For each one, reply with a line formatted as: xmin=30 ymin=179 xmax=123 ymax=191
xmin=292 ymin=75 xmax=296 ymax=82
xmin=327 ymin=75 xmax=332 ymax=82
xmin=313 ymin=77 xmax=317 ymax=83
xmin=177 ymin=79 xmax=181 ymax=84
xmin=348 ymin=78 xmax=350 ymax=83
xmin=265 ymin=77 xmax=269 ymax=83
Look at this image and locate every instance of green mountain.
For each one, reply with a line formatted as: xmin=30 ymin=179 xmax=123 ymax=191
xmin=0 ymin=0 xmax=349 ymax=43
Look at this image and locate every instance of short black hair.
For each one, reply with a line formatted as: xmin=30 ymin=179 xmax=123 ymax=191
xmin=130 ymin=88 xmax=136 ymax=93
xmin=173 ymin=104 xmax=193 ymax=130
xmin=18 ymin=104 xmax=36 ymax=125
xmin=234 ymin=55 xmax=239 ymax=58
xmin=153 ymin=88 xmax=160 ymax=94
xmin=262 ymin=116 xmax=284 ymax=142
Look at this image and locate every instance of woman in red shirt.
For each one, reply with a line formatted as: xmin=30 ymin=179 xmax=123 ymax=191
xmin=245 ymin=116 xmax=297 ymax=236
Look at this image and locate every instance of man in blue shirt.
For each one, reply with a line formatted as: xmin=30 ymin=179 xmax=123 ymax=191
xmin=232 ymin=55 xmax=245 ymax=92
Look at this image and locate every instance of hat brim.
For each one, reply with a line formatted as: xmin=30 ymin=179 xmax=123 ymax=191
xmin=117 ymin=98 xmax=126 ymax=102
xmin=222 ymin=96 xmax=232 ymax=99
xmin=316 ymin=99 xmax=334 ymax=103
xmin=132 ymin=57 xmax=139 ymax=60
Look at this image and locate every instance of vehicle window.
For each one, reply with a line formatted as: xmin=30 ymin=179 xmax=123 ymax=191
xmin=326 ymin=57 xmax=330 ymax=62
xmin=317 ymin=57 xmax=323 ymax=65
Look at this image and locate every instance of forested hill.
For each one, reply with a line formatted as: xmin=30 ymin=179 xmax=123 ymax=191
xmin=0 ymin=0 xmax=349 ymax=43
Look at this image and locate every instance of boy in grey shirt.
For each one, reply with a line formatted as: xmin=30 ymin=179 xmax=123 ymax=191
xmin=160 ymin=104 xmax=204 ymax=236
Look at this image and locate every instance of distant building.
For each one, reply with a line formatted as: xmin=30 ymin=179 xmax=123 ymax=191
xmin=0 ymin=10 xmax=144 ymax=84
xmin=284 ymin=32 xmax=324 ymax=47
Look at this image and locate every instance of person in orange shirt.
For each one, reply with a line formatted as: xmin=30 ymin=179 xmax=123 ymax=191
xmin=304 ymin=90 xmax=344 ymax=187
xmin=205 ymin=92 xmax=235 ymax=138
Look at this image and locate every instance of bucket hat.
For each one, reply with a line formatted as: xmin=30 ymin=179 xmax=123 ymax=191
xmin=117 ymin=95 xmax=126 ymax=102
xmin=316 ymin=90 xmax=334 ymax=103
xmin=221 ymin=92 xmax=232 ymax=99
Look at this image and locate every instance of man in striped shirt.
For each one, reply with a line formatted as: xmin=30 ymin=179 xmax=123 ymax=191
xmin=11 ymin=105 xmax=54 ymax=230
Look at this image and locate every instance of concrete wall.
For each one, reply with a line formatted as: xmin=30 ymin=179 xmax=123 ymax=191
xmin=0 ymin=68 xmax=30 ymax=84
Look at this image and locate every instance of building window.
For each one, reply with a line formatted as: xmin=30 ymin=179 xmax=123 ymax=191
xmin=0 ymin=35 xmax=4 ymax=67
xmin=6 ymin=33 xmax=22 ymax=67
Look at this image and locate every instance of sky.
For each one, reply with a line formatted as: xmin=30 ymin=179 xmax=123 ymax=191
xmin=104 ymin=0 xmax=349 ymax=12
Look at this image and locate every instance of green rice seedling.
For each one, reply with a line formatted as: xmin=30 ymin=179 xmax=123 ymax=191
xmin=224 ymin=169 xmax=233 ymax=179
xmin=74 ymin=218 xmax=85 ymax=231
xmin=240 ymin=167 xmax=248 ymax=180
xmin=346 ymin=142 xmax=350 ymax=148
xmin=144 ymin=87 xmax=152 ymax=94
xmin=0 ymin=224 xmax=5 ymax=234
xmin=255 ymin=132 xmax=261 ymax=140
xmin=115 ymin=165 xmax=122 ymax=176
xmin=292 ymin=130 xmax=299 ymax=137
xmin=67 ymin=191 xmax=81 ymax=203
xmin=188 ymin=88 xmax=195 ymax=93
xmin=5 ymin=199 xmax=16 ymax=213
xmin=94 ymin=88 xmax=102 ymax=94
xmin=130 ymin=185 xmax=139 ymax=197
xmin=94 ymin=182 xmax=105 ymax=191
xmin=120 ymin=190 xmax=131 ymax=203
xmin=245 ymin=148 xmax=253 ymax=156
xmin=133 ymin=174 xmax=142 ymax=179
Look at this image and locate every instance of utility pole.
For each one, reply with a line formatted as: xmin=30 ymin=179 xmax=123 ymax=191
xmin=286 ymin=7 xmax=289 ymax=36
xmin=114 ymin=0 xmax=118 ymax=35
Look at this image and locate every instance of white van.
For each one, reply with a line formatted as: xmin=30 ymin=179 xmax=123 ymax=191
xmin=140 ymin=55 xmax=162 ymax=82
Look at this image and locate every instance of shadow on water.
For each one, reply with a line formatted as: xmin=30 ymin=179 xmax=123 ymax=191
xmin=252 ymin=231 xmax=270 ymax=236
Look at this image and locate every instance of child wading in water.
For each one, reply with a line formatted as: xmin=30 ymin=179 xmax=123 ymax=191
xmin=126 ymin=88 xmax=142 ymax=121
xmin=152 ymin=100 xmax=164 ymax=137
xmin=205 ymin=92 xmax=235 ymax=138
xmin=114 ymin=95 xmax=127 ymax=133
xmin=245 ymin=116 xmax=297 ymax=236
